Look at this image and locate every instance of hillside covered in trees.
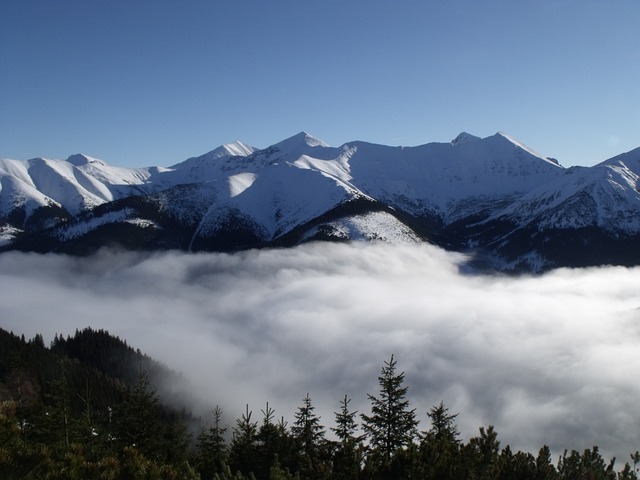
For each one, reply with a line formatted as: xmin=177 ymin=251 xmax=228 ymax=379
xmin=1 ymin=327 xmax=638 ymax=479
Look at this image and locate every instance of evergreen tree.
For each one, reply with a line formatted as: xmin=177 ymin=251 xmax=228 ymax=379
xmin=46 ymin=358 xmax=72 ymax=451
xmin=254 ymin=402 xmax=298 ymax=480
xmin=291 ymin=393 xmax=326 ymax=455
xmin=291 ymin=393 xmax=328 ymax=480
xmin=29 ymin=333 xmax=45 ymax=349
xmin=72 ymin=375 xmax=108 ymax=462
xmin=500 ymin=446 xmax=537 ymax=480
xmin=332 ymin=394 xmax=360 ymax=443
xmin=466 ymin=425 xmax=502 ymax=480
xmin=417 ymin=401 xmax=462 ymax=480
xmin=194 ymin=405 xmax=228 ymax=480
xmin=229 ymin=404 xmax=259 ymax=477
xmin=425 ymin=401 xmax=459 ymax=443
xmin=331 ymin=394 xmax=363 ymax=480
xmin=619 ymin=463 xmax=639 ymax=480
xmin=113 ymin=368 xmax=167 ymax=461
xmin=535 ymin=445 xmax=558 ymax=480
xmin=257 ymin=402 xmax=278 ymax=466
xmin=0 ymin=400 xmax=46 ymax=479
xmin=360 ymin=355 xmax=418 ymax=464
xmin=632 ymin=451 xmax=640 ymax=477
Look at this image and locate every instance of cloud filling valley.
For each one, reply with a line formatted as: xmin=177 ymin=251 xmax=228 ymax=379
xmin=1 ymin=242 xmax=639 ymax=460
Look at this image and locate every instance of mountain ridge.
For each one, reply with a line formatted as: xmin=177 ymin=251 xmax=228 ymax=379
xmin=1 ymin=131 xmax=638 ymax=272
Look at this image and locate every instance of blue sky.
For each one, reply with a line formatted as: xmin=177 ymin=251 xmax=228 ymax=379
xmin=1 ymin=0 xmax=638 ymax=167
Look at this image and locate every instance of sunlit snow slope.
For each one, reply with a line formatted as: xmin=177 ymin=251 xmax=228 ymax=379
xmin=1 ymin=132 xmax=639 ymax=271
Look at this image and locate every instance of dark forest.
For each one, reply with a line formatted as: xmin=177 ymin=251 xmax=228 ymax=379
xmin=1 ymin=327 xmax=638 ymax=480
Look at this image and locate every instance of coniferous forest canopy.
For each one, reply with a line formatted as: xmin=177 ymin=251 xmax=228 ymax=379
xmin=1 ymin=327 xmax=639 ymax=480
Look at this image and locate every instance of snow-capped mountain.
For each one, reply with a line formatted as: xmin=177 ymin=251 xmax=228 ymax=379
xmin=1 ymin=132 xmax=638 ymax=272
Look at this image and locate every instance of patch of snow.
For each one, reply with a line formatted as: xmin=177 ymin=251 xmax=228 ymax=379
xmin=125 ymin=218 xmax=158 ymax=229
xmin=304 ymin=211 xmax=421 ymax=244
xmin=56 ymin=209 xmax=134 ymax=241
xmin=220 ymin=141 xmax=257 ymax=158
xmin=171 ymin=141 xmax=256 ymax=169
xmin=0 ymin=225 xmax=21 ymax=247
xmin=228 ymin=173 xmax=257 ymax=197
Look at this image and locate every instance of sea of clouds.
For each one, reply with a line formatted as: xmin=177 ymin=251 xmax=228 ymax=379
xmin=1 ymin=242 xmax=639 ymax=462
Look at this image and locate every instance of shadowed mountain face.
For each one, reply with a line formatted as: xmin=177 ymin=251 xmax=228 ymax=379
xmin=1 ymin=132 xmax=639 ymax=272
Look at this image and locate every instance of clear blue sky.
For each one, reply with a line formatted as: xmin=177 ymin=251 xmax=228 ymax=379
xmin=1 ymin=0 xmax=638 ymax=167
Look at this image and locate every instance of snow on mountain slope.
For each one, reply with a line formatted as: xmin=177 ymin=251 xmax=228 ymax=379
xmin=0 ymin=130 xmax=562 ymax=225
xmin=268 ymin=131 xmax=332 ymax=151
xmin=2 ymin=131 xmax=639 ymax=271
xmin=301 ymin=210 xmax=422 ymax=244
xmin=228 ymin=172 xmax=258 ymax=197
xmin=0 ymin=173 xmax=57 ymax=217
xmin=54 ymin=208 xmax=152 ymax=242
xmin=191 ymin=159 xmax=361 ymax=244
xmin=599 ymin=145 xmax=640 ymax=176
xmin=164 ymin=134 xmax=338 ymax=188
xmin=0 ymin=154 xmax=159 ymax=217
xmin=168 ymin=141 xmax=256 ymax=180
xmin=0 ymin=158 xmax=61 ymax=215
xmin=344 ymin=132 xmax=564 ymax=220
xmin=261 ymin=131 xmax=564 ymax=221
xmin=66 ymin=153 xmax=166 ymax=196
xmin=491 ymin=146 xmax=640 ymax=232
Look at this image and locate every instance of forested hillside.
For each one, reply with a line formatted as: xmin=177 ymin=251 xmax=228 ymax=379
xmin=1 ymin=327 xmax=638 ymax=479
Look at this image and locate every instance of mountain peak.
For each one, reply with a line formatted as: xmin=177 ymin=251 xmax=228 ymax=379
xmin=451 ymin=132 xmax=482 ymax=145
xmin=214 ymin=141 xmax=256 ymax=158
xmin=491 ymin=132 xmax=560 ymax=165
xmin=66 ymin=153 xmax=105 ymax=166
xmin=170 ymin=141 xmax=256 ymax=169
xmin=275 ymin=131 xmax=331 ymax=149
xmin=3 ymin=130 xmax=640 ymax=271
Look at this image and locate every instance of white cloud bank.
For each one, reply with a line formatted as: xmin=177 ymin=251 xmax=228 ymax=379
xmin=1 ymin=242 xmax=639 ymax=461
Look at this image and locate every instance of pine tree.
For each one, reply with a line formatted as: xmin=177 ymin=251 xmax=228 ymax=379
xmin=258 ymin=402 xmax=278 ymax=460
xmin=632 ymin=451 xmax=640 ymax=477
xmin=331 ymin=394 xmax=363 ymax=480
xmin=418 ymin=401 xmax=461 ymax=480
xmin=361 ymin=355 xmax=418 ymax=463
xmin=534 ymin=445 xmax=558 ymax=480
xmin=46 ymin=358 xmax=72 ymax=451
xmin=291 ymin=393 xmax=328 ymax=479
xmin=425 ymin=401 xmax=459 ymax=444
xmin=73 ymin=375 xmax=107 ymax=461
xmin=113 ymin=368 xmax=166 ymax=461
xmin=467 ymin=425 xmax=502 ymax=480
xmin=332 ymin=394 xmax=360 ymax=444
xmin=229 ymin=404 xmax=259 ymax=477
xmin=256 ymin=402 xmax=293 ymax=480
xmin=291 ymin=393 xmax=325 ymax=455
xmin=0 ymin=400 xmax=46 ymax=479
xmin=194 ymin=405 xmax=228 ymax=480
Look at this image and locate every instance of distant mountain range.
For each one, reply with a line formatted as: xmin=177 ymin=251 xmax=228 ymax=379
xmin=1 ymin=131 xmax=639 ymax=272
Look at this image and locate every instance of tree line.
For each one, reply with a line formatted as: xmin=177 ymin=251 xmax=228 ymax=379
xmin=1 ymin=327 xmax=638 ymax=479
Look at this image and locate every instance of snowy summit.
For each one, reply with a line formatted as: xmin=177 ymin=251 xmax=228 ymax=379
xmin=1 ymin=131 xmax=639 ymax=272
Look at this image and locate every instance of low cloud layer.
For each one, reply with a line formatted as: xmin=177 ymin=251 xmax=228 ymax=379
xmin=1 ymin=243 xmax=639 ymax=461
